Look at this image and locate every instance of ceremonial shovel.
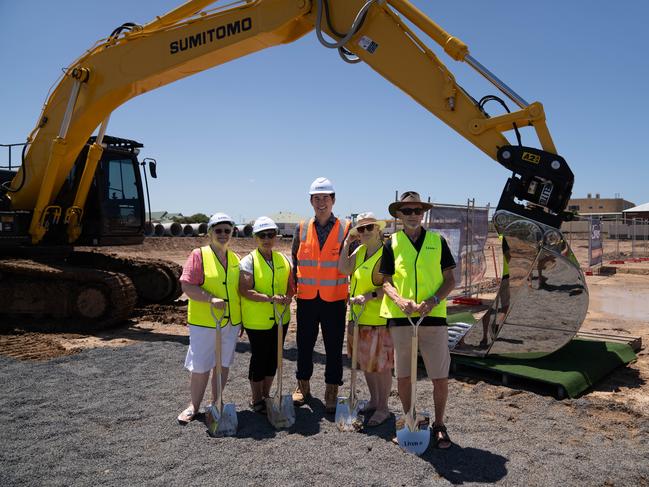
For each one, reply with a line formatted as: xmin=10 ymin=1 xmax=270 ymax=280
xmin=335 ymin=303 xmax=368 ymax=432
xmin=266 ymin=303 xmax=295 ymax=429
xmin=396 ymin=314 xmax=430 ymax=455
xmin=206 ymin=305 xmax=238 ymax=437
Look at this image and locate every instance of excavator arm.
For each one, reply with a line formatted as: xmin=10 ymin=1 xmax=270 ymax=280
xmin=4 ymin=0 xmax=588 ymax=356
xmin=7 ymin=0 xmax=571 ymax=242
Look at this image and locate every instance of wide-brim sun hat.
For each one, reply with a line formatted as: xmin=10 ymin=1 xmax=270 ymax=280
xmin=208 ymin=212 xmax=235 ymax=229
xmin=350 ymin=212 xmax=386 ymax=235
xmin=253 ymin=216 xmax=278 ymax=234
xmin=388 ymin=191 xmax=433 ymax=218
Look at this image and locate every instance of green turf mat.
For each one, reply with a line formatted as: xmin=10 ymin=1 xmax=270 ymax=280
xmin=447 ymin=311 xmax=477 ymax=325
xmin=452 ymin=338 xmax=637 ymax=398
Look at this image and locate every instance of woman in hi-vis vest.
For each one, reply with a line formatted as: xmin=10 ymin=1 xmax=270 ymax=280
xmin=338 ymin=212 xmax=394 ymax=427
xmin=177 ymin=213 xmax=242 ymax=424
xmin=239 ymin=217 xmax=295 ymax=413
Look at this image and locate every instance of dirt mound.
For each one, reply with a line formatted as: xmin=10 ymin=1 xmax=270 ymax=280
xmin=131 ymin=301 xmax=188 ymax=326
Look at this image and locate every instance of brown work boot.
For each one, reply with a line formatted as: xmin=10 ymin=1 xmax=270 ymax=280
xmin=292 ymin=380 xmax=311 ymax=406
xmin=324 ymin=384 xmax=339 ymax=414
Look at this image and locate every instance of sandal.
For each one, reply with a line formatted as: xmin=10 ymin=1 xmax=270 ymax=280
xmin=177 ymin=407 xmax=196 ymax=424
xmin=432 ymin=423 xmax=452 ymax=449
xmin=249 ymin=399 xmax=266 ymax=414
xmin=367 ymin=410 xmax=390 ymax=427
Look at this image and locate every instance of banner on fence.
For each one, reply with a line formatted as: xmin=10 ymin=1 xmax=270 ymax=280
xmin=589 ymin=217 xmax=603 ymax=267
xmin=427 ymin=204 xmax=489 ymax=289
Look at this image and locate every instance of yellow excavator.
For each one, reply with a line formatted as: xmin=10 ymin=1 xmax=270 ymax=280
xmin=0 ymin=0 xmax=587 ymax=354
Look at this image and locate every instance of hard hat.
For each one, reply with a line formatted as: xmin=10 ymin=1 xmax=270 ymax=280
xmin=208 ymin=212 xmax=235 ymax=229
xmin=252 ymin=216 xmax=278 ymax=234
xmin=309 ymin=177 xmax=335 ymax=195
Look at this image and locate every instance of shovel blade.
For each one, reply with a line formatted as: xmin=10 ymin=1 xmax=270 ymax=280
xmin=396 ymin=414 xmax=430 ymax=455
xmin=207 ymin=403 xmax=238 ymax=437
xmin=266 ymin=395 xmax=295 ymax=430
xmin=335 ymin=395 xmax=366 ymax=432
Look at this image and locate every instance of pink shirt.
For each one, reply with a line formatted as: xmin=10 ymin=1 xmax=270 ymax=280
xmin=179 ymin=248 xmax=204 ymax=286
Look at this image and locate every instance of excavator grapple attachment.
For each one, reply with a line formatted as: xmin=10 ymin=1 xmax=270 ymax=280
xmin=452 ymin=210 xmax=589 ymax=357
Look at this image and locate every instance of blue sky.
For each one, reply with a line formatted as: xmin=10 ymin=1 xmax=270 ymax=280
xmin=1 ymin=0 xmax=648 ymax=222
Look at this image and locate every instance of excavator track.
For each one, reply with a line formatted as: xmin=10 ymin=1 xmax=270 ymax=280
xmin=67 ymin=251 xmax=182 ymax=304
xmin=0 ymin=259 xmax=137 ymax=331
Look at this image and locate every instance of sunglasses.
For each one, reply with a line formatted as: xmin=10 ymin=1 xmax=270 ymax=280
xmin=256 ymin=231 xmax=277 ymax=239
xmin=399 ymin=207 xmax=424 ymax=216
xmin=356 ymin=224 xmax=375 ymax=234
xmin=212 ymin=228 xmax=231 ymax=235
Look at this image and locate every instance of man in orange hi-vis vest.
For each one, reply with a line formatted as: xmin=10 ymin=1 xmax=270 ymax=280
xmin=291 ymin=177 xmax=351 ymax=413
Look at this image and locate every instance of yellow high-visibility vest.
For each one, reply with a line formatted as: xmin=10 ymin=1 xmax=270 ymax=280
xmin=499 ymin=234 xmax=510 ymax=276
xmin=187 ymin=246 xmax=241 ymax=327
xmin=349 ymin=245 xmax=386 ymax=326
xmin=380 ymin=230 xmax=446 ymax=319
xmin=241 ymin=249 xmax=291 ymax=330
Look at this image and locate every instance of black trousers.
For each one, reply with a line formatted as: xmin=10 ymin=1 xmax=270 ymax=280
xmin=295 ymin=296 xmax=346 ymax=385
xmin=245 ymin=324 xmax=288 ymax=382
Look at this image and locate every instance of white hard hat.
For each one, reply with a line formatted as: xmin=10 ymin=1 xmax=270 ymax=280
xmin=208 ymin=212 xmax=235 ymax=229
xmin=309 ymin=177 xmax=335 ymax=195
xmin=252 ymin=216 xmax=278 ymax=234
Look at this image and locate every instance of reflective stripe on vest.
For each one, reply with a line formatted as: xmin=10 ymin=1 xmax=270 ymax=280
xmin=349 ymin=245 xmax=386 ymax=326
xmin=296 ymin=217 xmax=350 ymax=301
xmin=241 ymin=250 xmax=291 ymax=330
xmin=380 ymin=230 xmax=446 ymax=319
xmin=187 ymin=247 xmax=241 ymax=327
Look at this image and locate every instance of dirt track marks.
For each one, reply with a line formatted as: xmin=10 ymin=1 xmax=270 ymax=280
xmin=0 ymin=333 xmax=75 ymax=361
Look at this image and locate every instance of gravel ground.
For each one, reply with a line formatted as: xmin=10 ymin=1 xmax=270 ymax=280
xmin=1 ymin=334 xmax=648 ymax=486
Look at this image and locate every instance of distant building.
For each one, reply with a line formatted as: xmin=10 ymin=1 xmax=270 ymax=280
xmin=567 ymin=193 xmax=635 ymax=218
xmin=268 ymin=211 xmax=307 ymax=237
xmin=623 ymin=202 xmax=649 ymax=221
xmin=150 ymin=211 xmax=184 ymax=222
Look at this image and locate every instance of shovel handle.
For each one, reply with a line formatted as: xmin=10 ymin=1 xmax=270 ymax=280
xmin=349 ymin=301 xmax=365 ymax=325
xmin=273 ymin=302 xmax=287 ymax=398
xmin=210 ymin=304 xmax=227 ymax=410
xmin=406 ymin=314 xmax=424 ymax=430
xmin=349 ymin=302 xmax=365 ymax=371
xmin=348 ymin=302 xmax=365 ymax=406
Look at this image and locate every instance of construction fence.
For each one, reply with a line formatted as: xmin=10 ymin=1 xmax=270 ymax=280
xmin=562 ymin=216 xmax=649 ymax=261
xmin=410 ymin=203 xmax=649 ymax=299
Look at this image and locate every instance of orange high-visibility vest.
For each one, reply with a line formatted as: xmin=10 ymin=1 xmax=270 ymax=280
xmin=296 ymin=217 xmax=350 ymax=302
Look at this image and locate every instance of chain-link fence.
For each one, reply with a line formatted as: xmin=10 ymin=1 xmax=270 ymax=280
xmin=561 ymin=216 xmax=649 ymax=261
xmin=456 ymin=212 xmax=649 ymax=300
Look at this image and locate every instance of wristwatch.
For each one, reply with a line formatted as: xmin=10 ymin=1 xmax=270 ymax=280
xmin=431 ymin=295 xmax=440 ymax=306
xmin=371 ymin=291 xmax=378 ymax=298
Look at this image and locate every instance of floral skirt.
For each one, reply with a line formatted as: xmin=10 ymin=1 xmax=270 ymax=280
xmin=346 ymin=324 xmax=394 ymax=373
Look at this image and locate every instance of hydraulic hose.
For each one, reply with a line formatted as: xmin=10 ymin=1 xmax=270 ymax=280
xmin=315 ymin=0 xmax=378 ymax=49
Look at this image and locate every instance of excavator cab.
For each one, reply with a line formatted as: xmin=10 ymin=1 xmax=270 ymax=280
xmin=1 ymin=136 xmax=151 ymax=249
xmin=63 ymin=135 xmax=148 ymax=246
